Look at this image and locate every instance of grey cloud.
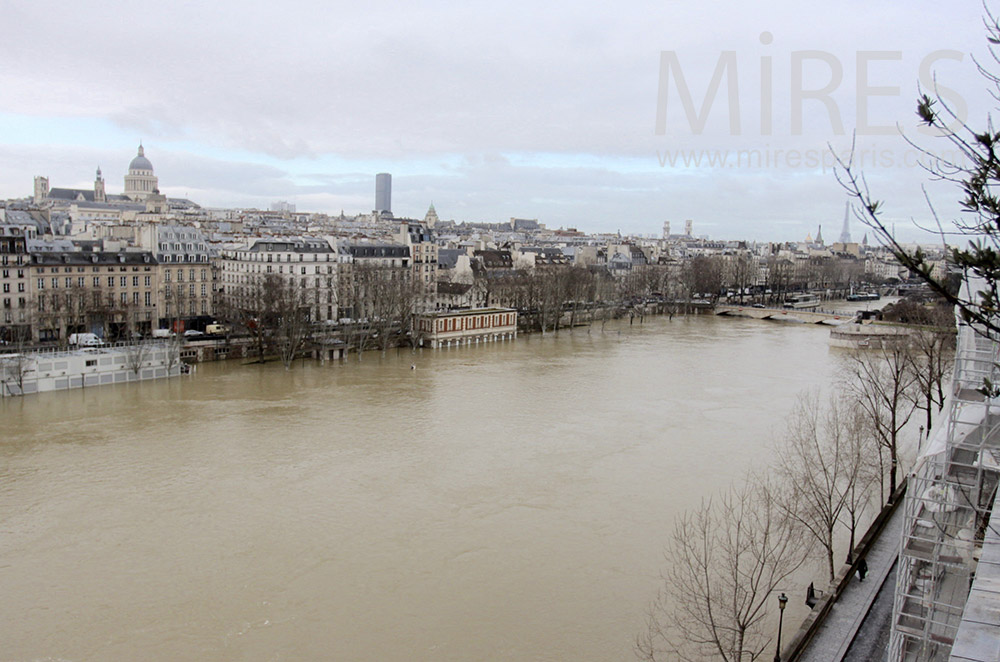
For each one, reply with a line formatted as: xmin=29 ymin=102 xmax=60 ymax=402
xmin=0 ymin=1 xmax=986 ymax=239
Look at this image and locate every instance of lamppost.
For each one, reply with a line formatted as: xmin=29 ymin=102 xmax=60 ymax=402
xmin=774 ymin=592 xmax=788 ymax=662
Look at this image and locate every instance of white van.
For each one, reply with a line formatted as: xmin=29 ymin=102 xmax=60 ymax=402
xmin=68 ymin=333 xmax=102 ymax=347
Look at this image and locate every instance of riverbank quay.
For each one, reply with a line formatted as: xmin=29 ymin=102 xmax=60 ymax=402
xmin=784 ymin=485 xmax=906 ymax=662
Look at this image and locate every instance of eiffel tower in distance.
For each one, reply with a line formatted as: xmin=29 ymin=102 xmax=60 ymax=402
xmin=838 ymin=201 xmax=852 ymax=244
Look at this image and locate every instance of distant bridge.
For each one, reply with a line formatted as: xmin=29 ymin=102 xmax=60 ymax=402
xmin=715 ymin=304 xmax=855 ymax=325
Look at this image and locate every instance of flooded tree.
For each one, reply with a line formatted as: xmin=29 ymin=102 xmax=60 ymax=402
xmin=0 ymin=326 xmax=34 ymax=396
xmin=269 ymin=276 xmax=311 ymax=369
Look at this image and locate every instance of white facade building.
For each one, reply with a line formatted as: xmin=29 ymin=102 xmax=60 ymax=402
xmin=220 ymin=238 xmax=343 ymax=323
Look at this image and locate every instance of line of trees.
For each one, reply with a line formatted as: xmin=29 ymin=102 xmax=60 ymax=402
xmin=638 ymin=331 xmax=954 ymax=661
xmin=29 ymin=286 xmax=157 ymax=345
xmin=464 ymin=252 xmax=889 ymax=334
xmin=217 ymin=273 xmax=312 ymax=368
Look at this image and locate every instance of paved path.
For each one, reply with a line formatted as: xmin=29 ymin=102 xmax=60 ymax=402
xmin=796 ymin=503 xmax=905 ymax=662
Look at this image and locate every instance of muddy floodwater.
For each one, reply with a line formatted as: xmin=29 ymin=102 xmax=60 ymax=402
xmin=1 ymin=316 xmax=844 ymax=661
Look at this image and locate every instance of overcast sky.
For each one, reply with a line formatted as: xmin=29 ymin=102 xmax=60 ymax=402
xmin=0 ymin=1 xmax=992 ymax=241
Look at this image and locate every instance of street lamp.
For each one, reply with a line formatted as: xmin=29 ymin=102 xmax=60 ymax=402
xmin=774 ymin=592 xmax=788 ymax=662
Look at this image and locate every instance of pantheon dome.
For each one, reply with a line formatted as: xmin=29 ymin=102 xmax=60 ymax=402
xmin=124 ymin=144 xmax=158 ymax=200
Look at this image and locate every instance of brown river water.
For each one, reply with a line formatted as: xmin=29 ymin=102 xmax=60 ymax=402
xmin=1 ymin=315 xmax=845 ymax=661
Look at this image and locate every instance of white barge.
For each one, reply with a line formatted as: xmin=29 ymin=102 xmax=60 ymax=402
xmin=0 ymin=341 xmax=183 ymax=397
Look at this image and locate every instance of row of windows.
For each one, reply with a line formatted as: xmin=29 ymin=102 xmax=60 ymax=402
xmin=36 ymin=290 xmax=154 ymax=310
xmin=159 ymin=242 xmax=204 ymax=251
xmin=229 ymin=251 xmax=334 ymax=263
xmin=163 ymin=269 xmax=208 ymax=283
xmin=158 ymin=254 xmax=209 ymax=263
xmin=223 ymin=275 xmax=334 ymax=290
xmin=164 ymin=284 xmax=207 ymax=297
xmin=0 ymin=255 xmax=26 ymax=266
xmin=0 ymin=269 xmax=25 ymax=278
xmin=36 ymin=265 xmax=154 ymax=274
xmin=224 ymin=263 xmax=335 ymax=275
xmin=36 ymin=275 xmax=157 ymax=289
xmin=433 ymin=313 xmax=514 ymax=332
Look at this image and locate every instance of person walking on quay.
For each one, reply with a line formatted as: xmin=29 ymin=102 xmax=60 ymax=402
xmin=858 ymin=558 xmax=868 ymax=582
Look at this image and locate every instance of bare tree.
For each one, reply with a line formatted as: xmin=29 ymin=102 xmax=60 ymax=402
xmin=765 ymin=256 xmax=793 ymax=306
xmin=842 ymin=339 xmax=918 ymax=500
xmin=771 ymin=391 xmax=874 ymax=584
xmin=840 ymin=408 xmax=880 ymax=562
xmin=725 ymin=252 xmax=756 ymax=303
xmin=906 ymin=326 xmax=955 ymax=433
xmin=0 ymin=326 xmax=34 ymax=396
xmin=637 ymin=477 xmax=806 ymax=662
xmin=681 ymin=255 xmax=724 ymax=302
xmin=123 ymin=340 xmax=151 ymax=376
xmin=271 ymin=277 xmax=311 ymax=369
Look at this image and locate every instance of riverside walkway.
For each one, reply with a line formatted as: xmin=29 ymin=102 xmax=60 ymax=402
xmin=793 ymin=501 xmax=905 ymax=662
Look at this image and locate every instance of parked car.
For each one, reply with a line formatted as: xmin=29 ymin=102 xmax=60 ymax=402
xmin=152 ymin=328 xmax=173 ymax=338
xmin=183 ymin=330 xmax=204 ymax=338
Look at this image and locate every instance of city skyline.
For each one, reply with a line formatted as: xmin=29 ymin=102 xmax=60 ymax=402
xmin=0 ymin=1 xmax=990 ymax=241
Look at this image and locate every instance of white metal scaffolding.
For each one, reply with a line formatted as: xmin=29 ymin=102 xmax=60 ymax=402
xmin=889 ymin=314 xmax=1000 ymax=661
